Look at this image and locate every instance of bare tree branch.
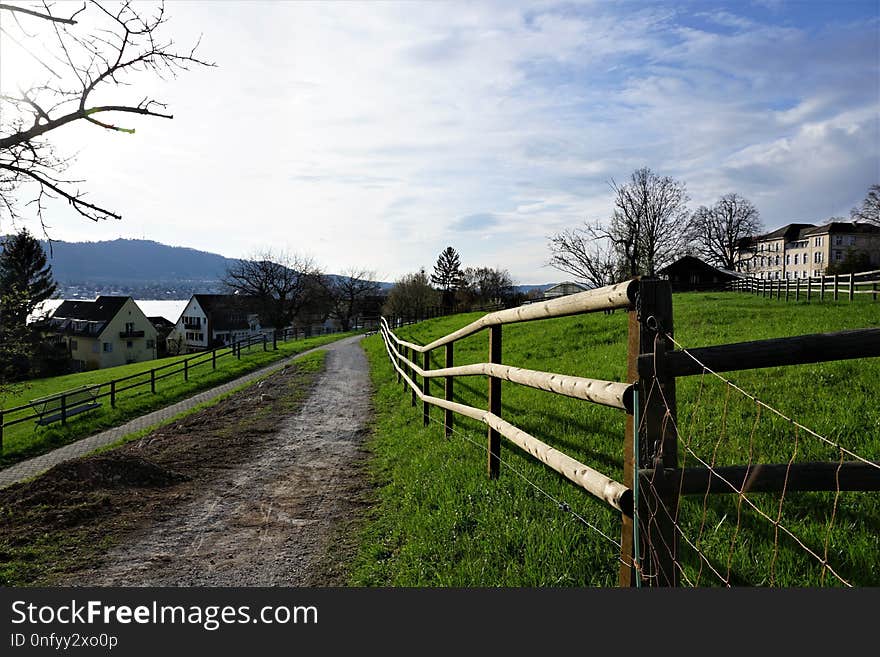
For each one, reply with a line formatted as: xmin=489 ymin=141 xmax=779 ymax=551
xmin=0 ymin=1 xmax=215 ymax=229
xmin=0 ymin=2 xmax=80 ymax=25
xmin=688 ymin=193 xmax=763 ymax=270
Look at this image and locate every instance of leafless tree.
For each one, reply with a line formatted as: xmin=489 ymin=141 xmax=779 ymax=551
xmin=323 ymin=268 xmax=381 ymax=331
xmin=546 ymin=228 xmax=620 ymax=288
xmin=0 ymin=1 xmax=214 ymax=231
xmin=688 ymin=193 xmax=763 ymax=270
xmin=850 ymin=184 xmax=880 ymax=227
xmin=383 ymin=268 xmax=438 ymax=320
xmin=223 ymin=250 xmax=324 ymax=331
xmin=547 ymin=167 xmax=689 ymax=284
xmin=608 ymin=167 xmax=690 ymax=276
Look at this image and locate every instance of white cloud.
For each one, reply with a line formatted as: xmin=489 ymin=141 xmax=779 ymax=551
xmin=4 ymin=1 xmax=877 ymax=284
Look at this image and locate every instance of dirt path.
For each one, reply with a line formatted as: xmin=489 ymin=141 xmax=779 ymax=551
xmin=60 ymin=335 xmax=372 ymax=586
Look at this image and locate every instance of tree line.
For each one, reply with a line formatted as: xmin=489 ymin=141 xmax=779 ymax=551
xmin=383 ymin=246 xmax=522 ymax=321
xmin=547 ymin=169 xmax=879 ymax=288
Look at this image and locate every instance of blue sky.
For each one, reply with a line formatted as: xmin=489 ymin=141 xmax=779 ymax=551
xmin=2 ymin=0 xmax=878 ymax=284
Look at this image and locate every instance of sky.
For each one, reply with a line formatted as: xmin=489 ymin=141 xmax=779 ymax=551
xmin=1 ymin=0 xmax=878 ymax=284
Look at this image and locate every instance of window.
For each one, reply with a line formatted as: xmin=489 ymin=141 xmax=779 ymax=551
xmin=785 ymin=254 xmax=790 ymax=265
xmin=794 ymin=254 xmax=799 ymax=264
xmin=774 ymin=271 xmax=780 ymax=279
xmin=125 ymin=322 xmax=134 ymax=334
xmin=835 ymin=251 xmax=842 ymax=261
xmin=775 ymin=243 xmax=779 ymax=251
xmin=835 ymin=235 xmax=843 ymax=246
xmin=126 ymin=340 xmax=133 ymax=349
xmin=848 ymin=236 xmax=857 ymax=246
xmin=103 ymin=342 xmax=112 ymax=352
xmin=775 ymin=255 xmax=780 ymax=265
xmin=814 ymin=236 xmax=822 ymax=247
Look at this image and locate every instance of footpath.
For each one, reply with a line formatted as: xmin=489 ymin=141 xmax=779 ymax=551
xmin=0 ymin=339 xmax=349 ymax=489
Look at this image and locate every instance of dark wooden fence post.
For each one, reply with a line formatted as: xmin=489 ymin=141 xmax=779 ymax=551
xmin=184 ymin=358 xmax=189 ymax=381
xmin=488 ymin=325 xmax=502 ymax=479
xmin=849 ymin=274 xmax=854 ymax=302
xmin=796 ymin=278 xmax=801 ymax=301
xmin=150 ymin=369 xmax=156 ymax=393
xmin=60 ymin=393 xmax=67 ymax=425
xmin=423 ymin=351 xmax=431 ymax=426
xmin=0 ymin=410 xmax=4 ymax=452
xmin=110 ymin=380 xmax=116 ymax=408
xmin=212 ymin=348 xmax=217 ymax=369
xmin=273 ymin=330 xmax=278 ymax=350
xmin=263 ymin=334 xmax=267 ymax=351
xmin=621 ymin=278 xmax=679 ymax=587
xmin=445 ymin=343 xmax=454 ymax=437
xmin=834 ymin=274 xmax=840 ymax=301
xmin=785 ymin=279 xmax=790 ymax=302
xmin=820 ymin=274 xmax=826 ymax=301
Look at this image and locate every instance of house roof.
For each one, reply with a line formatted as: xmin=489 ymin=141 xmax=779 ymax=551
xmin=803 ymin=221 xmax=880 ymax=236
xmin=758 ymin=223 xmax=816 ymax=242
xmin=51 ymin=296 xmax=129 ymax=323
xmin=148 ymin=316 xmax=175 ymax=328
xmin=657 ymin=256 xmax=740 ymax=279
xmin=192 ymin=294 xmax=264 ymax=330
xmin=48 ymin=296 xmax=131 ymax=337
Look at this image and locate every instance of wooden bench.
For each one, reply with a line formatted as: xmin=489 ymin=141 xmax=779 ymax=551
xmin=30 ymin=385 xmax=101 ymax=426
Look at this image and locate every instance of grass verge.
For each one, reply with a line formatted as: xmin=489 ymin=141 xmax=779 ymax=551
xmin=349 ymin=292 xmax=879 ymax=586
xmin=0 ymin=332 xmax=354 ymax=468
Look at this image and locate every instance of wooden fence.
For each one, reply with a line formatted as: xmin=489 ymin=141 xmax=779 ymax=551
xmin=0 ymin=326 xmax=336 ymax=451
xmin=729 ymin=269 xmax=880 ymax=301
xmin=379 ymin=277 xmax=880 ymax=587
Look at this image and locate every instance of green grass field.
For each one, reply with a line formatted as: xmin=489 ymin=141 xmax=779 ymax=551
xmin=350 ymin=292 xmax=879 ymax=587
xmin=0 ymin=332 xmax=355 ymax=467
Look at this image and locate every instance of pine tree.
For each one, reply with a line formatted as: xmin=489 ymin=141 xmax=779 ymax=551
xmin=430 ymin=246 xmax=464 ymax=292
xmin=0 ymin=228 xmax=57 ymax=328
xmin=430 ymin=246 xmax=464 ymax=313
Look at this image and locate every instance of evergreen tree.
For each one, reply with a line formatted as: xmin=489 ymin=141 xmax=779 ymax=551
xmin=0 ymin=228 xmax=57 ymax=327
xmin=431 ymin=246 xmax=464 ymax=312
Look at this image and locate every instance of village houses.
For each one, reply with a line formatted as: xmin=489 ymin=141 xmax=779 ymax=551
xmin=43 ymin=296 xmax=158 ymax=371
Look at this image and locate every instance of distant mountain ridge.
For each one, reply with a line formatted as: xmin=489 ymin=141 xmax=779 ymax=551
xmin=2 ymin=236 xmax=552 ymax=297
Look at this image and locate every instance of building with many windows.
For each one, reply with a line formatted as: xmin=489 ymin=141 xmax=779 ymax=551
xmin=737 ymin=221 xmax=880 ymax=280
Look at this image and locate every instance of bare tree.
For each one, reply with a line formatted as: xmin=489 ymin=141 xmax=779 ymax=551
xmin=0 ymin=1 xmax=214 ymax=230
xmin=608 ymin=167 xmax=690 ymax=276
xmin=851 ymin=184 xmax=880 ymax=227
xmin=323 ymin=268 xmax=381 ymax=331
xmin=547 ymin=228 xmax=620 ymax=288
xmin=688 ymin=193 xmax=763 ymax=270
xmin=383 ymin=268 xmax=438 ymax=320
xmin=548 ymin=167 xmax=689 ymax=284
xmin=223 ymin=250 xmax=324 ymax=331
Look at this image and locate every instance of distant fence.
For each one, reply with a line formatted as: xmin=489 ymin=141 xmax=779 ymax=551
xmin=0 ymin=326 xmax=341 ymax=451
xmin=729 ymin=269 xmax=880 ymax=301
xmin=379 ymin=278 xmax=880 ymax=586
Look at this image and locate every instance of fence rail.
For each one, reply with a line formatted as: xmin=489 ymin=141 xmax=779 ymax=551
xmin=730 ymin=269 xmax=880 ymax=302
xmin=0 ymin=326 xmax=338 ymax=451
xmin=379 ymin=277 xmax=880 ymax=587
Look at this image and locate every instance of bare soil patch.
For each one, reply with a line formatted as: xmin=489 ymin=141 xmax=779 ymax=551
xmin=0 ymin=336 xmax=373 ymax=586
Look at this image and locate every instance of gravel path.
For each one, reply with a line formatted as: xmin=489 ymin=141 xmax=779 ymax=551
xmin=63 ymin=335 xmax=372 ymax=586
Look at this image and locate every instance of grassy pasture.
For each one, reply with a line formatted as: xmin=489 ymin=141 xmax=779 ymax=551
xmin=351 ymin=292 xmax=879 ymax=586
xmin=0 ymin=332 xmax=354 ymax=468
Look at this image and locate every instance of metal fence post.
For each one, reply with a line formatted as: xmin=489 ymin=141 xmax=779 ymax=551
xmin=488 ymin=325 xmax=502 ymax=479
